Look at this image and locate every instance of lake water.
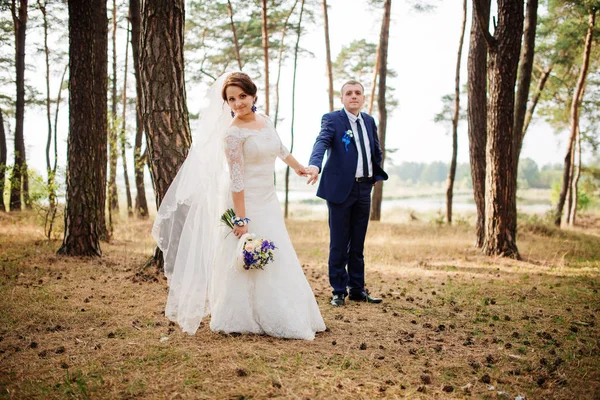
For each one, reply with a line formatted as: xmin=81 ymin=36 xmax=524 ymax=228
xmin=276 ymin=191 xmax=552 ymax=214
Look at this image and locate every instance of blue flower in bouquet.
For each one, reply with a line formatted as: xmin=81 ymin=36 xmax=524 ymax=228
xmin=261 ymin=239 xmax=275 ymax=252
xmin=242 ymin=250 xmax=256 ymax=270
xmin=241 ymin=237 xmax=276 ymax=270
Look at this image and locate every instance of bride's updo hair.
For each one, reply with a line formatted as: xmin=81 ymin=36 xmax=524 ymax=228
xmin=221 ymin=72 xmax=258 ymax=103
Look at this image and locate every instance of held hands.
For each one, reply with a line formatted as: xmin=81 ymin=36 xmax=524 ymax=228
xmin=305 ymin=166 xmax=319 ymax=185
xmin=291 ymin=164 xmax=318 ymax=184
xmin=294 ymin=165 xmax=309 ymax=177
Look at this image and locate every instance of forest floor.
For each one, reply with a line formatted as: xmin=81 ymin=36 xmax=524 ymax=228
xmin=0 ymin=211 xmax=599 ymax=399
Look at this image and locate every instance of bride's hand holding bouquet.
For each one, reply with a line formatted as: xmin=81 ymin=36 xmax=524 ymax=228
xmin=220 ymin=208 xmax=276 ymax=271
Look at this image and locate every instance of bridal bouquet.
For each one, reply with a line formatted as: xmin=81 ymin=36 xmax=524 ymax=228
xmin=238 ymin=235 xmax=276 ymax=270
xmin=220 ymin=208 xmax=276 ymax=271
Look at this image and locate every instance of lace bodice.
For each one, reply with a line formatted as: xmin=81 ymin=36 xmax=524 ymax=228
xmin=224 ymin=118 xmax=290 ymax=193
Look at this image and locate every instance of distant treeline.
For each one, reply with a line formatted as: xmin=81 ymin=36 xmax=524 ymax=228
xmin=386 ymin=159 xmax=563 ymax=189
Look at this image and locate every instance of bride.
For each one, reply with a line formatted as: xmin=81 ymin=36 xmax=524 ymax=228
xmin=152 ymin=72 xmax=326 ymax=340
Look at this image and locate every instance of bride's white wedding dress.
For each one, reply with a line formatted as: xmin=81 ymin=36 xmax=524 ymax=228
xmin=209 ymin=118 xmax=326 ymax=339
xmin=152 ymin=78 xmax=325 ymax=339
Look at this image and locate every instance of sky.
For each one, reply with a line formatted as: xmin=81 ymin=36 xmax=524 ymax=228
xmin=269 ymin=0 xmax=567 ymax=170
xmin=15 ymin=0 xmax=570 ymax=184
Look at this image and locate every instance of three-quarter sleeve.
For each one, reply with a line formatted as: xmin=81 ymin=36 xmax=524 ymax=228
xmin=277 ymin=137 xmax=290 ymax=160
xmin=224 ymin=128 xmax=244 ymax=192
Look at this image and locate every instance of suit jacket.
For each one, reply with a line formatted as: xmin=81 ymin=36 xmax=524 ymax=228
xmin=309 ymin=109 xmax=388 ymax=204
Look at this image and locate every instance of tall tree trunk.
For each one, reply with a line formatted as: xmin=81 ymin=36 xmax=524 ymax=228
xmin=555 ymin=9 xmax=595 ymax=227
xmin=285 ymin=0 xmax=305 ymax=219
xmin=108 ymin=0 xmax=119 ymax=218
xmin=370 ymin=0 xmax=391 ymax=222
xmin=58 ymin=0 xmax=108 ymax=256
xmin=129 ymin=0 xmax=148 ymax=219
xmin=274 ymin=0 xmax=298 ymax=128
xmin=140 ymin=0 xmax=191 ymax=268
xmin=121 ymin=24 xmax=133 ymax=217
xmin=261 ymin=0 xmax=270 ymax=115
xmin=0 ymin=109 xmax=6 ymax=212
xmin=9 ymin=0 xmax=30 ymax=211
xmin=226 ymin=0 xmax=243 ymax=70
xmin=564 ymin=139 xmax=576 ymax=224
xmin=568 ymin=126 xmax=581 ymax=226
xmin=53 ymin=64 xmax=67 ymax=176
xmin=37 ymin=0 xmax=56 ymax=206
xmin=475 ymin=0 xmax=523 ymax=258
xmin=446 ymin=0 xmax=467 ymax=225
xmin=322 ymin=0 xmax=334 ymax=112
xmin=46 ymin=64 xmax=67 ymax=238
xmin=467 ymin=0 xmax=489 ymax=248
xmin=512 ymin=0 xmax=538 ymax=170
xmin=38 ymin=0 xmax=58 ymax=237
xmin=368 ymin=41 xmax=380 ymax=115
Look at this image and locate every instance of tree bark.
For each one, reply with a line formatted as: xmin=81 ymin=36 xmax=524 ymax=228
xmin=9 ymin=0 xmax=30 ymax=211
xmin=58 ymin=0 xmax=108 ymax=257
xmin=446 ymin=0 xmax=467 ymax=225
xmin=564 ymin=138 xmax=575 ymax=224
xmin=108 ymin=0 xmax=119 ymax=216
xmin=370 ymin=0 xmax=391 ymax=222
xmin=555 ymin=9 xmax=595 ymax=227
xmin=121 ymin=24 xmax=133 ymax=217
xmin=512 ymin=0 xmax=538 ymax=171
xmin=568 ymin=126 xmax=581 ymax=226
xmin=226 ymin=0 xmax=243 ymax=71
xmin=322 ymin=0 xmax=334 ymax=112
xmin=467 ymin=0 xmax=489 ymax=248
xmin=261 ymin=0 xmax=270 ymax=115
xmin=285 ymin=0 xmax=305 ymax=219
xmin=129 ymin=0 xmax=148 ymax=219
xmin=478 ymin=0 xmax=523 ymax=258
xmin=0 ymin=109 xmax=6 ymax=212
xmin=140 ymin=0 xmax=191 ymax=267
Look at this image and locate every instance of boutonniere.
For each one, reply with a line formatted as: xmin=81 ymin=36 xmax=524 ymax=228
xmin=342 ymin=130 xmax=354 ymax=152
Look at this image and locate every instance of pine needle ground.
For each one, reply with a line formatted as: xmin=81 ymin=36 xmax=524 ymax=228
xmin=1 ymin=212 xmax=599 ymax=399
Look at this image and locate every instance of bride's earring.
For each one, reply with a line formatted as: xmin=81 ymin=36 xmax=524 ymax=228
xmin=251 ymin=104 xmax=257 ymax=113
xmin=230 ymin=111 xmax=235 ymax=118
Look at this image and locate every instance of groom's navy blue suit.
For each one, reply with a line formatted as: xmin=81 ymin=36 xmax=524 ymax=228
xmin=309 ymin=109 xmax=388 ymax=297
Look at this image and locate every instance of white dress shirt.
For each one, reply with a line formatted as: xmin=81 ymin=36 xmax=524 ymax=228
xmin=344 ymin=108 xmax=373 ymax=178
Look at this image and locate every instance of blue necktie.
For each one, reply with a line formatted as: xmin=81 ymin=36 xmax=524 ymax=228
xmin=356 ymin=118 xmax=370 ymax=178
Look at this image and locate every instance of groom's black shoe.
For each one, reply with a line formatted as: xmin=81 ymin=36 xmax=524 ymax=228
xmin=349 ymin=291 xmax=382 ymax=304
xmin=330 ymin=294 xmax=345 ymax=307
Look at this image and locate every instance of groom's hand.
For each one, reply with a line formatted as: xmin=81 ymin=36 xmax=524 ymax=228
xmin=306 ymin=166 xmax=319 ymax=185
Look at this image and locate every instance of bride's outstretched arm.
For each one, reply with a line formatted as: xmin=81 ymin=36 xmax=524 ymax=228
xmin=274 ymin=129 xmax=306 ymax=177
xmin=282 ymin=154 xmax=308 ymax=177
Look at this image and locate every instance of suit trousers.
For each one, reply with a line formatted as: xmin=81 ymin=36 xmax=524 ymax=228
xmin=326 ymin=181 xmax=372 ymax=296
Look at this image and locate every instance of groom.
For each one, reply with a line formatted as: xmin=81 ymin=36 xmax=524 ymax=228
xmin=306 ymin=80 xmax=388 ymax=307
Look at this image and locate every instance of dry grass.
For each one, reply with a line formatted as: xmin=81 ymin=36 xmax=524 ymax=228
xmin=1 ymin=211 xmax=599 ymax=399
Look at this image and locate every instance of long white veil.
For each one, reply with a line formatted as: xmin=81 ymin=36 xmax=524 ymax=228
xmin=151 ymin=73 xmax=234 ymax=334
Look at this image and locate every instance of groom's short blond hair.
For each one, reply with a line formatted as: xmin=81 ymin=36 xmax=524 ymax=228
xmin=341 ymin=80 xmax=365 ymax=93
